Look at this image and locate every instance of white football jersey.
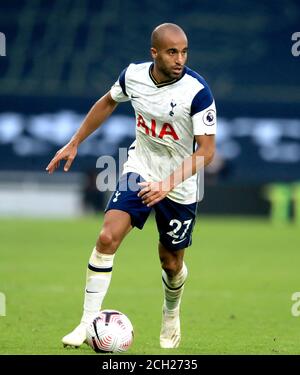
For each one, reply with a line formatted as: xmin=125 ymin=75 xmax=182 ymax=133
xmin=110 ymin=62 xmax=217 ymax=204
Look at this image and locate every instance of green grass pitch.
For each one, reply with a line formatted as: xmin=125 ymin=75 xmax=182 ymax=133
xmin=0 ymin=215 xmax=299 ymax=354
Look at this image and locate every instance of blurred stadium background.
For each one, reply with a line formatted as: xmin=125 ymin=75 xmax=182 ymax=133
xmin=0 ymin=0 xmax=300 ymax=219
xmin=0 ymin=0 xmax=300 ymax=355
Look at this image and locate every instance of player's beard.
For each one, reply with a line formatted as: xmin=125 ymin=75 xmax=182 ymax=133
xmin=156 ymin=61 xmax=182 ymax=82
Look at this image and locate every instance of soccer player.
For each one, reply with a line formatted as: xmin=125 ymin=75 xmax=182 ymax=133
xmin=46 ymin=23 xmax=216 ymax=349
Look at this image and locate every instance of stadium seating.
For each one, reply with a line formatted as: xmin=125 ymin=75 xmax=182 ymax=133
xmin=0 ymin=0 xmax=299 ymax=116
xmin=0 ymin=0 xmax=299 ymax=216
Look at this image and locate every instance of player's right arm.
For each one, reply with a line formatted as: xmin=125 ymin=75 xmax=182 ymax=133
xmin=46 ymin=92 xmax=118 ymax=174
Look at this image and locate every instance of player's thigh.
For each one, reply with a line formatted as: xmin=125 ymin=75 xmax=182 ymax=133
xmin=96 ymin=209 xmax=132 ymax=251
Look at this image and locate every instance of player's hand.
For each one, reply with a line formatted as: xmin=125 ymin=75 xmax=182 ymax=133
xmin=137 ymin=181 xmax=170 ymax=207
xmin=46 ymin=141 xmax=78 ymax=174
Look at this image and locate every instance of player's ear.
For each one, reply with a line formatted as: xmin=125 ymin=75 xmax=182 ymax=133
xmin=150 ymin=47 xmax=158 ymax=59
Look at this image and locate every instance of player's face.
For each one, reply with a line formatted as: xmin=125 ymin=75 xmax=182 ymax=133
xmin=151 ymin=34 xmax=188 ymax=81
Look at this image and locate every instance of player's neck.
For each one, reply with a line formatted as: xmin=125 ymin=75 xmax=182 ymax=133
xmin=151 ymin=64 xmax=174 ymax=84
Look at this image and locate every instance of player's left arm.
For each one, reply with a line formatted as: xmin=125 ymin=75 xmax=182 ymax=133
xmin=138 ymin=134 xmax=215 ymax=207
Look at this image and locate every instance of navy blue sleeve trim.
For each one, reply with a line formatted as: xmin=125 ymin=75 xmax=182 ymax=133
xmin=119 ymin=68 xmax=128 ymax=96
xmin=190 ymin=87 xmax=214 ymax=116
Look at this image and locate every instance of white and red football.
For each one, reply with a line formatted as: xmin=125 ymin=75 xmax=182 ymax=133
xmin=86 ymin=309 xmax=134 ymax=353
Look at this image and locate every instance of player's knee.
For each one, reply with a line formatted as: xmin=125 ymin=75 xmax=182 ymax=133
xmin=161 ymin=258 xmax=183 ymax=278
xmin=96 ymin=229 xmax=118 ymax=252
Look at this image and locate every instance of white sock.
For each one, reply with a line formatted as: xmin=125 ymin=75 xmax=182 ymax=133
xmin=80 ymin=247 xmax=115 ymax=325
xmin=162 ymin=262 xmax=188 ymax=312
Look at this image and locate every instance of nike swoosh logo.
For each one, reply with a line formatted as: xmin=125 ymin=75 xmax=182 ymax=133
xmin=131 ymin=95 xmax=139 ymax=99
xmin=85 ymin=290 xmax=99 ymax=294
xmin=171 ymin=238 xmax=187 ymax=244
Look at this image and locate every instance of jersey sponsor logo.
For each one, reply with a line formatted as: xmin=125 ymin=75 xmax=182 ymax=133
xmin=203 ymin=109 xmax=216 ymax=126
xmin=137 ymin=114 xmax=179 ymax=140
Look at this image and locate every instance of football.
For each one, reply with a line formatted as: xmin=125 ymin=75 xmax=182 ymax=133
xmin=86 ymin=310 xmax=134 ymax=353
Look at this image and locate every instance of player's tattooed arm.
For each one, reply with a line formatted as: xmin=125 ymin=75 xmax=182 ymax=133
xmin=46 ymin=92 xmax=118 ymax=174
xmin=138 ymin=135 xmax=215 ymax=207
